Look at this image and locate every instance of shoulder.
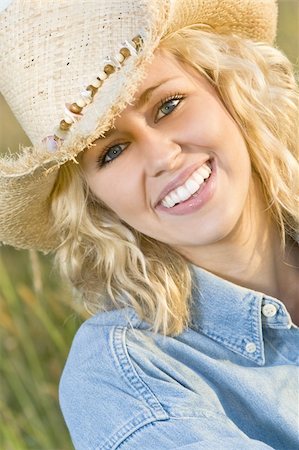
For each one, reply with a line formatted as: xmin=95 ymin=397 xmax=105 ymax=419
xmin=58 ymin=308 xmax=274 ymax=450
xmin=59 ymin=308 xmax=168 ymax=450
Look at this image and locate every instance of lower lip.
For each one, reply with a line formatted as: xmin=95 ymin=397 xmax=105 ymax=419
xmin=155 ymin=159 xmax=216 ymax=216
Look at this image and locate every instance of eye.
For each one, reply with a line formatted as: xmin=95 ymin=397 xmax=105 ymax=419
xmin=97 ymin=143 xmax=128 ymax=167
xmin=156 ymin=94 xmax=184 ymax=121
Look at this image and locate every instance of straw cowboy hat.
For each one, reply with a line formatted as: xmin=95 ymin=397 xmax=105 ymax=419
xmin=0 ymin=0 xmax=278 ymax=252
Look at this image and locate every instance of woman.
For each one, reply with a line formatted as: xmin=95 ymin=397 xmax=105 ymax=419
xmin=0 ymin=0 xmax=298 ymax=449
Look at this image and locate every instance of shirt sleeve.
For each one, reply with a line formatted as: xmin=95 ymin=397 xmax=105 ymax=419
xmin=59 ymin=316 xmax=169 ymax=450
xmin=117 ymin=416 xmax=275 ymax=450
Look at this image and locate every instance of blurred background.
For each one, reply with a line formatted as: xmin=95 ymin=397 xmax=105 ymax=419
xmin=0 ymin=1 xmax=298 ymax=449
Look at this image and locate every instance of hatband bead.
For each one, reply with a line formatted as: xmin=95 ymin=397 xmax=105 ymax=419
xmin=76 ymin=97 xmax=86 ymax=108
xmin=109 ymin=56 xmax=122 ymax=69
xmin=64 ymin=106 xmax=81 ymax=122
xmin=91 ymin=78 xmax=102 ymax=88
xmin=81 ymin=97 xmax=91 ymax=105
xmin=70 ymin=103 xmax=83 ymax=114
xmin=120 ymin=47 xmax=131 ymax=58
xmin=97 ymin=70 xmax=108 ymax=80
xmin=60 ymin=119 xmax=71 ymax=129
xmin=104 ymin=64 xmax=115 ymax=75
xmin=80 ymin=90 xmax=92 ymax=104
xmin=81 ymin=89 xmax=92 ymax=99
xmin=121 ymin=40 xmax=138 ymax=56
xmin=43 ymin=135 xmax=59 ymax=152
xmin=86 ymin=85 xmax=98 ymax=97
xmin=54 ymin=126 xmax=69 ymax=140
xmin=132 ymin=35 xmax=143 ymax=51
xmin=63 ymin=115 xmax=73 ymax=124
xmin=115 ymin=52 xmax=125 ymax=63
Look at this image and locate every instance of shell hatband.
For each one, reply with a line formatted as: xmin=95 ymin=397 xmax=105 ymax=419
xmin=42 ymin=35 xmax=144 ymax=152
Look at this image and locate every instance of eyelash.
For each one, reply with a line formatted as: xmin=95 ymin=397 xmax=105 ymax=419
xmin=97 ymin=92 xmax=185 ymax=168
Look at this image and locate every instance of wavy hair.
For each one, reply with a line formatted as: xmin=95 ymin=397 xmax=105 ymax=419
xmin=50 ymin=26 xmax=299 ymax=336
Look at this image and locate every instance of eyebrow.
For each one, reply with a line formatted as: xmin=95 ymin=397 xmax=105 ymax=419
xmin=98 ymin=77 xmax=180 ymax=140
xmin=135 ymin=77 xmax=176 ymax=109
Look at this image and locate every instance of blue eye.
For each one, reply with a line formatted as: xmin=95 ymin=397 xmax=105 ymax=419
xmin=156 ymin=95 xmax=183 ymax=121
xmin=98 ymin=143 xmax=127 ymax=167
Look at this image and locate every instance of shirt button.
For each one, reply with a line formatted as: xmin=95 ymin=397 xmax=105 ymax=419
xmin=245 ymin=342 xmax=257 ymax=353
xmin=262 ymin=304 xmax=278 ymax=317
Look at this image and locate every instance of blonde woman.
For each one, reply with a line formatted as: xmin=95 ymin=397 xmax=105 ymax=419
xmin=0 ymin=0 xmax=298 ymax=449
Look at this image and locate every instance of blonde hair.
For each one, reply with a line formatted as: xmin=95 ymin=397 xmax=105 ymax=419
xmin=51 ymin=27 xmax=299 ymax=336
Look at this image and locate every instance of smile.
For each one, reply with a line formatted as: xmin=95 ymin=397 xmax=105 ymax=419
xmin=155 ymin=159 xmax=216 ymax=216
xmin=161 ymin=162 xmax=212 ymax=208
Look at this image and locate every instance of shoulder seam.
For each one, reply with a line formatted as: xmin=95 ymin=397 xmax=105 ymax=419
xmin=99 ymin=414 xmax=168 ymax=450
xmin=97 ymin=326 xmax=168 ymax=449
xmin=111 ymin=326 xmax=168 ymax=418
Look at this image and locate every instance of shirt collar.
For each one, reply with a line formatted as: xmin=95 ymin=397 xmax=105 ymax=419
xmin=98 ymin=264 xmax=295 ymax=367
xmin=188 ymin=264 xmax=294 ymax=366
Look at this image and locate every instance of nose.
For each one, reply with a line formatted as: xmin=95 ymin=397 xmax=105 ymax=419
xmin=139 ymin=128 xmax=182 ymax=177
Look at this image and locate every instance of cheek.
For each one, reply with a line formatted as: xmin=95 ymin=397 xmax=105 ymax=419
xmin=175 ymin=98 xmax=232 ymax=149
xmin=87 ymin=171 xmax=141 ymax=217
xmin=84 ymin=172 xmax=117 ymax=209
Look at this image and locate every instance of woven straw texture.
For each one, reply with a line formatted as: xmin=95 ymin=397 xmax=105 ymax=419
xmin=0 ymin=0 xmax=278 ymax=251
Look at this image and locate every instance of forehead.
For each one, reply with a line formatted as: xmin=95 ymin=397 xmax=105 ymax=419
xmin=138 ymin=49 xmax=186 ymax=82
xmin=133 ymin=50 xmax=196 ymax=103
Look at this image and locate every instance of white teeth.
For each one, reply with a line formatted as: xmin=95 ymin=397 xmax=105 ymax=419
xmin=163 ymin=194 xmax=176 ymax=207
xmin=161 ymin=162 xmax=212 ymax=208
xmin=185 ymin=178 xmax=200 ymax=195
xmin=176 ymin=186 xmax=192 ymax=202
xmin=169 ymin=190 xmax=181 ymax=204
xmin=191 ymin=172 xmax=204 ymax=185
xmin=198 ymin=163 xmax=211 ymax=179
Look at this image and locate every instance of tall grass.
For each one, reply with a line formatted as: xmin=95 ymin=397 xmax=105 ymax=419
xmin=0 ymin=248 xmax=87 ymax=449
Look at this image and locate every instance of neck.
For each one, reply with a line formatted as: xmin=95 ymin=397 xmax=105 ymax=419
xmin=179 ymin=179 xmax=299 ymax=324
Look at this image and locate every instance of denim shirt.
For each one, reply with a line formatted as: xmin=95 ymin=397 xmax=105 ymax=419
xmin=59 ymin=265 xmax=299 ymax=450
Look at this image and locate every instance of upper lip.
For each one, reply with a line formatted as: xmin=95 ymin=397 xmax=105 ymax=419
xmin=154 ymin=159 xmax=210 ymax=207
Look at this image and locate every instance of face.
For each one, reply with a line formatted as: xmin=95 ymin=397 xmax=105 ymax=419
xmin=82 ymin=50 xmax=253 ymax=260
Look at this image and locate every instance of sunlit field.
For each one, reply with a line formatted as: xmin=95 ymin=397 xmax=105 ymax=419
xmin=0 ymin=1 xmax=298 ymax=448
xmin=0 ymin=248 xmax=87 ymax=449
